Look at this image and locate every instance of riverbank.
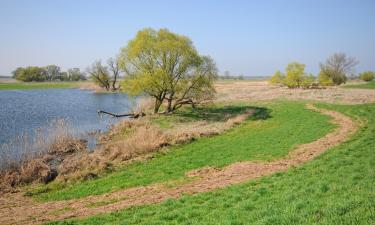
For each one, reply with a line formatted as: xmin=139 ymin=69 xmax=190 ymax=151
xmin=1 ymin=80 xmax=375 ymax=224
xmin=0 ymin=81 xmax=89 ymax=90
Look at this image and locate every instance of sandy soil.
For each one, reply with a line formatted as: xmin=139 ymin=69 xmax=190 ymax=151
xmin=215 ymin=81 xmax=375 ymax=104
xmin=0 ymin=104 xmax=357 ymax=225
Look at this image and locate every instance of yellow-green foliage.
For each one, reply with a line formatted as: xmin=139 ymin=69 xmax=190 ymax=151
xmin=274 ymin=62 xmax=315 ymax=88
xmin=359 ymin=71 xmax=374 ymax=82
xmin=284 ymin=62 xmax=306 ymax=88
xmin=269 ymin=70 xmax=285 ymax=85
xmin=301 ymin=74 xmax=315 ymax=88
xmin=120 ymin=28 xmax=217 ymax=113
xmin=318 ymin=71 xmax=335 ymax=86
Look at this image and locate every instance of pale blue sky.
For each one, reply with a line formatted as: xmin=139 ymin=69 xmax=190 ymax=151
xmin=0 ymin=0 xmax=374 ymax=76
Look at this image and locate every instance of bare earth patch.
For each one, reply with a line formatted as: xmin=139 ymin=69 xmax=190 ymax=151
xmin=0 ymin=104 xmax=357 ymax=225
xmin=215 ymin=81 xmax=375 ymax=104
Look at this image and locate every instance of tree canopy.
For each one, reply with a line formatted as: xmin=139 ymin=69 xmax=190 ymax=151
xmin=120 ymin=28 xmax=218 ymax=113
xmin=87 ymin=57 xmax=121 ymax=91
xmin=318 ymin=53 xmax=358 ymax=86
xmin=359 ymin=71 xmax=374 ymax=82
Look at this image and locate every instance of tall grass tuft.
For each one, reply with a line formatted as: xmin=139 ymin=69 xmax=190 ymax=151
xmin=0 ymin=119 xmax=86 ymax=193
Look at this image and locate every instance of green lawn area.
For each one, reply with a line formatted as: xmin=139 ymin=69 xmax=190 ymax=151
xmin=0 ymin=81 xmax=84 ymax=90
xmin=344 ymin=81 xmax=375 ymax=89
xmin=48 ymin=103 xmax=375 ymax=225
xmin=31 ymin=101 xmax=335 ymax=201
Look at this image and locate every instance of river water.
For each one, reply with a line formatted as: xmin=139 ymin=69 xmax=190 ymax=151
xmin=0 ymin=89 xmax=132 ymax=154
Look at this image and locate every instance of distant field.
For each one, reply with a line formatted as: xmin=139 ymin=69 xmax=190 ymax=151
xmin=344 ymin=81 xmax=375 ymax=89
xmin=0 ymin=81 xmax=85 ymax=90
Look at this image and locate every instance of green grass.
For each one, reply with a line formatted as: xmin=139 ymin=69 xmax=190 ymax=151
xmin=30 ymin=101 xmax=334 ymax=201
xmin=150 ymin=104 xmax=263 ymax=129
xmin=344 ymin=81 xmax=375 ymax=89
xmin=0 ymin=81 xmax=84 ymax=90
xmin=48 ymin=103 xmax=375 ymax=225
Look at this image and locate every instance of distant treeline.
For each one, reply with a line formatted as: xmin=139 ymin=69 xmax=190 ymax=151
xmin=219 ymin=71 xmax=245 ymax=80
xmin=12 ymin=65 xmax=86 ymax=82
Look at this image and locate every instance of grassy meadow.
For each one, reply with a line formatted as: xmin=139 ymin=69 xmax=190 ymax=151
xmin=30 ymin=101 xmax=335 ymax=201
xmin=344 ymin=81 xmax=375 ymax=89
xmin=0 ymin=81 xmax=85 ymax=90
xmin=47 ymin=103 xmax=375 ymax=225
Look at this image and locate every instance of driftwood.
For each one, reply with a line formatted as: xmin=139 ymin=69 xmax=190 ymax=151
xmin=97 ymin=110 xmax=145 ymax=119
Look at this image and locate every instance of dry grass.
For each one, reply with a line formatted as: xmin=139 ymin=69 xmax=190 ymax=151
xmin=78 ymin=82 xmax=104 ymax=91
xmin=53 ymin=109 xmax=255 ymax=182
xmin=0 ymin=120 xmax=86 ymax=193
xmin=215 ymin=80 xmax=375 ymax=104
xmin=130 ymin=97 xmax=154 ymax=114
xmin=166 ymin=110 xmax=254 ymax=145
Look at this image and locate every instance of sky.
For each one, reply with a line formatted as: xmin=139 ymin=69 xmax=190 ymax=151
xmin=0 ymin=0 xmax=374 ymax=76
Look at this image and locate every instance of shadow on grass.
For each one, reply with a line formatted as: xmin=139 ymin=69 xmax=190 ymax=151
xmin=171 ymin=105 xmax=271 ymax=122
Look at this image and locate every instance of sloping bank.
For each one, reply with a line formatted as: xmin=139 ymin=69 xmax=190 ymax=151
xmin=52 ymin=104 xmax=374 ymax=225
xmin=0 ymin=101 xmax=348 ymax=224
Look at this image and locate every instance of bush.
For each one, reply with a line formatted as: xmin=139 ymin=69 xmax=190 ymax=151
xmin=282 ymin=62 xmax=315 ymax=88
xmin=318 ymin=53 xmax=357 ymax=85
xmin=359 ymin=71 xmax=374 ymax=82
xmin=269 ymin=70 xmax=285 ymax=85
xmin=318 ymin=71 xmax=335 ymax=86
xmin=270 ymin=62 xmax=316 ymax=89
xmin=301 ymin=74 xmax=315 ymax=88
xmin=283 ymin=62 xmax=306 ymax=88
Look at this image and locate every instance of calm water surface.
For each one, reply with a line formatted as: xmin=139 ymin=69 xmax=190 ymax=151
xmin=0 ymin=89 xmax=132 ymax=151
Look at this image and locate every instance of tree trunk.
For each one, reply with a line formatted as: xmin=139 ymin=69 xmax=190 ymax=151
xmin=166 ymin=98 xmax=173 ymax=113
xmin=166 ymin=93 xmax=174 ymax=113
xmin=97 ymin=110 xmax=145 ymax=118
xmin=154 ymin=99 xmax=162 ymax=113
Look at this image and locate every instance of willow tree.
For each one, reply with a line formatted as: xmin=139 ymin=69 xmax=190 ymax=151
xmin=120 ymin=28 xmax=217 ymax=113
xmin=87 ymin=57 xmax=121 ymax=91
xmin=318 ymin=53 xmax=358 ymax=86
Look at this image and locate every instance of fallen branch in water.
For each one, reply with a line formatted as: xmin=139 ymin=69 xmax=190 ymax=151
xmin=97 ymin=110 xmax=145 ymax=118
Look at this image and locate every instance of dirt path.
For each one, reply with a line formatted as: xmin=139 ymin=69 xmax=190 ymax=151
xmin=0 ymin=104 xmax=357 ymax=225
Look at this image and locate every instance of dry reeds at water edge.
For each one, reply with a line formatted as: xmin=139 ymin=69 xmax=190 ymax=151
xmin=57 ymin=107 xmax=255 ymax=182
xmin=0 ymin=119 xmax=86 ymax=193
xmin=0 ymin=98 xmax=255 ymax=193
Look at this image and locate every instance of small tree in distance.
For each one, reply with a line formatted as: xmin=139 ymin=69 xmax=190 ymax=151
xmin=359 ymin=71 xmax=374 ymax=82
xmin=269 ymin=62 xmax=314 ymax=88
xmin=87 ymin=57 xmax=121 ymax=91
xmin=269 ymin=70 xmax=285 ymax=85
xmin=318 ymin=53 xmax=358 ymax=86
xmin=87 ymin=61 xmax=111 ymax=91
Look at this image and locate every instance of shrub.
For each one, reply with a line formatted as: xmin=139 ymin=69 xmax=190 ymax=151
xmin=269 ymin=70 xmax=285 ymax=85
xmin=274 ymin=62 xmax=315 ymax=88
xmin=318 ymin=71 xmax=335 ymax=86
xmin=301 ymin=74 xmax=315 ymax=88
xmin=359 ymin=71 xmax=374 ymax=82
xmin=319 ymin=53 xmax=358 ymax=85
xmin=283 ymin=62 xmax=306 ymax=88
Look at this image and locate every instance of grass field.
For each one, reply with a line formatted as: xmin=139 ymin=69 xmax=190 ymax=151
xmin=0 ymin=81 xmax=84 ymax=90
xmin=344 ymin=81 xmax=375 ymax=89
xmin=30 ymin=101 xmax=335 ymax=201
xmin=48 ymin=103 xmax=375 ymax=225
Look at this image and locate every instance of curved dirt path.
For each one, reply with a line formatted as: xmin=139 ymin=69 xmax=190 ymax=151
xmin=0 ymin=104 xmax=358 ymax=225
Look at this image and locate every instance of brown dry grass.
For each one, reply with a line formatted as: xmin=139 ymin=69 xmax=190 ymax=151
xmin=55 ymin=109 xmax=254 ymax=182
xmin=215 ymin=80 xmax=375 ymax=104
xmin=0 ymin=139 xmax=86 ymax=194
